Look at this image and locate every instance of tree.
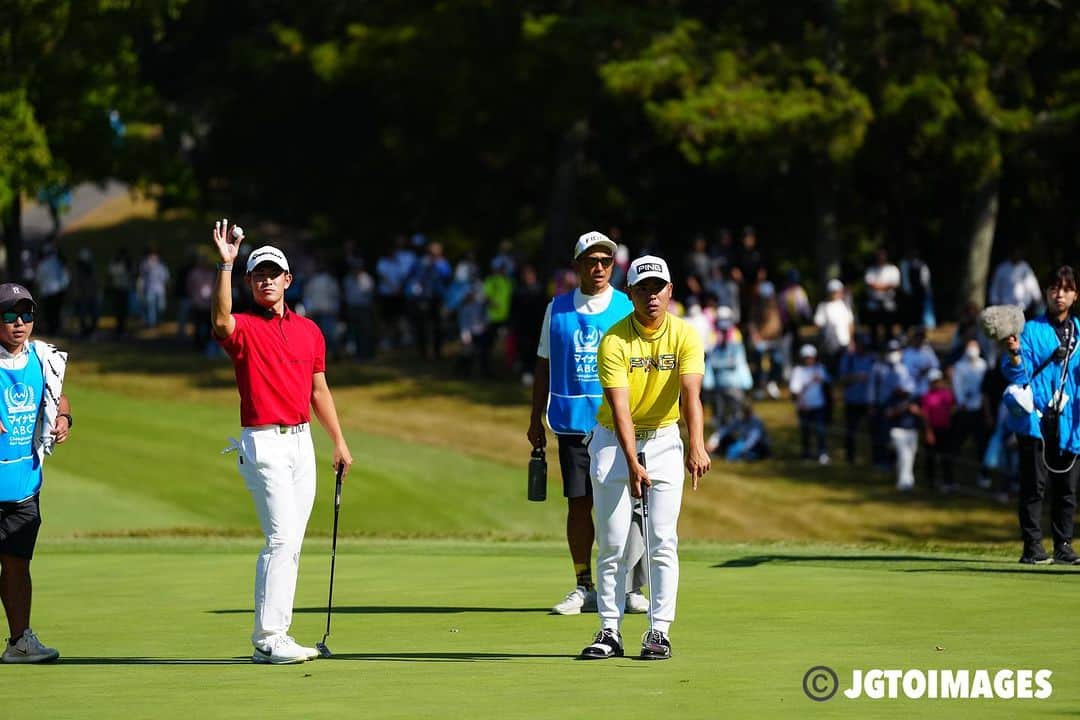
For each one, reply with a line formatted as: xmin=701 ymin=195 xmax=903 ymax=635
xmin=0 ymin=1 xmax=182 ymax=280
xmin=600 ymin=4 xmax=873 ymax=283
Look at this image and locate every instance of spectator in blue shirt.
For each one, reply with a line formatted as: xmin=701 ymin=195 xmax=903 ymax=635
xmin=837 ymin=333 xmax=875 ymax=464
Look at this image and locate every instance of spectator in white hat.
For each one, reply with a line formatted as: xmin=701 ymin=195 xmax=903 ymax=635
xmin=814 ymin=278 xmax=854 ymax=374
xmin=789 ymin=344 xmax=830 ymax=464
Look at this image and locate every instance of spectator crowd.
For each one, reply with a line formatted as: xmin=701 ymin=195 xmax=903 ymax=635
xmin=11 ymin=224 xmax=1049 ymax=504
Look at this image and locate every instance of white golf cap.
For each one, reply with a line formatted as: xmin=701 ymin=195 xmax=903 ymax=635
xmin=799 ymin=344 xmax=818 ymax=358
xmin=827 ymin=278 xmax=844 ymax=293
xmin=246 ymin=245 xmax=290 ymax=274
xmin=927 ymin=368 xmax=944 ymax=382
xmin=573 ymin=231 xmax=617 ymax=259
xmin=627 ymin=255 xmax=671 ymax=286
xmin=716 ymin=305 xmax=735 ymax=326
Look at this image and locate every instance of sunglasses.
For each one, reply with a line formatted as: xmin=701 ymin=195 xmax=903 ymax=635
xmin=580 ymin=256 xmax=614 ymax=268
xmin=1 ymin=311 xmax=34 ymax=324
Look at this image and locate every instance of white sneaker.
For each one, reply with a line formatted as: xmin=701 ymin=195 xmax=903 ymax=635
xmin=2 ymin=629 xmax=59 ymax=663
xmin=252 ymin=635 xmax=318 ymax=665
xmin=552 ymin=585 xmax=596 ymax=615
xmin=625 ymin=591 xmax=649 ymax=614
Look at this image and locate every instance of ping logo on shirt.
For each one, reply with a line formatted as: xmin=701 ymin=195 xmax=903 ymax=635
xmin=629 ymin=354 xmax=677 ymax=372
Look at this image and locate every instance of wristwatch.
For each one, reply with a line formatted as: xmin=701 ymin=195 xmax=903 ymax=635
xmin=58 ymin=412 xmax=73 ymax=428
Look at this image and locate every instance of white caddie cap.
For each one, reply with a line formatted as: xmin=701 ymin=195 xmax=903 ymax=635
xmin=927 ymin=368 xmax=944 ymax=382
xmin=246 ymin=245 xmax=290 ymax=274
xmin=573 ymin=231 xmax=617 ymax=259
xmin=827 ymin=278 xmax=844 ymax=293
xmin=627 ymin=255 xmax=671 ymax=286
xmin=799 ymin=344 xmax=818 ymax=359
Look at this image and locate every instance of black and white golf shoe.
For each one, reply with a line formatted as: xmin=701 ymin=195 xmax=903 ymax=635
xmin=580 ymin=629 xmax=623 ymax=659
xmin=640 ymin=629 xmax=672 ymax=660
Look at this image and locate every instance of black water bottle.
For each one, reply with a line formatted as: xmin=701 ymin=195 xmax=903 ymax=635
xmin=528 ymin=447 xmax=547 ymax=502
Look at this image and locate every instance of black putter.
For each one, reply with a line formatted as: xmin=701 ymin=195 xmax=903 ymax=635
xmin=316 ymin=464 xmax=345 ymax=658
xmin=637 ymin=452 xmax=653 ymax=632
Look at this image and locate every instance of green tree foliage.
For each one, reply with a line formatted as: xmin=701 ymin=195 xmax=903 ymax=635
xmin=0 ymin=0 xmax=183 ymax=278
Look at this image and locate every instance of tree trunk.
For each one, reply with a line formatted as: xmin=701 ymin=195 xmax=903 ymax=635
xmin=542 ymin=118 xmax=589 ymax=274
xmin=960 ymin=173 xmax=999 ymax=312
xmin=2 ymin=195 xmax=23 ymax=283
xmin=812 ymin=166 xmax=841 ymax=286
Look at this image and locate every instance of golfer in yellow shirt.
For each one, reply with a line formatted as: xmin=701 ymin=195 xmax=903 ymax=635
xmin=579 ymin=255 xmax=710 ymax=661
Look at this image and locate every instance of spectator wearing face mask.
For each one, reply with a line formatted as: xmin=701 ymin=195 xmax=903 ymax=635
xmin=871 ymin=339 xmax=919 ymax=490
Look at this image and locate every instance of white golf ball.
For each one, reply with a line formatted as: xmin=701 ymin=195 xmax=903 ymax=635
xmin=232 ymin=225 xmax=244 ymax=239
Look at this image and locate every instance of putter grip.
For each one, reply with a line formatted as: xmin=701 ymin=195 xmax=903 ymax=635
xmin=334 ymin=466 xmax=344 ymax=508
xmin=637 ymin=451 xmax=648 ymax=516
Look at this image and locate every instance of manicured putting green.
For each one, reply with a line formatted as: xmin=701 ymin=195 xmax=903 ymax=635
xmin=11 ymin=539 xmax=1078 ymax=719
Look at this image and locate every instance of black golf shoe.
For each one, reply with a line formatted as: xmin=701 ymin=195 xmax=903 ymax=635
xmin=580 ymin=629 xmax=623 ymax=659
xmin=640 ymin=629 xmax=672 ymax=660
xmin=1019 ymin=542 xmax=1052 ymax=565
xmin=1054 ymin=542 xmax=1080 ymax=565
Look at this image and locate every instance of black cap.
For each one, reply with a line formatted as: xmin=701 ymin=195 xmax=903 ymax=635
xmin=0 ymin=283 xmax=35 ymax=311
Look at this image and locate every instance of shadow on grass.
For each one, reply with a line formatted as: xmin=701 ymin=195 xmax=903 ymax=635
xmin=210 ymin=606 xmax=551 ymax=615
xmin=327 ymin=651 xmax=576 ymax=662
xmin=717 ymin=553 xmax=1080 ymax=575
xmin=715 ymin=554 xmax=979 ymax=568
xmin=902 ymin=567 xmax=1080 ymax=576
xmin=58 ymin=657 xmax=251 ymax=665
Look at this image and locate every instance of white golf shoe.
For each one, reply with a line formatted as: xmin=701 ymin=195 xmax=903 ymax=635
xmin=252 ymin=635 xmax=318 ymax=665
xmin=552 ymin=585 xmax=597 ymax=615
xmin=2 ymin=628 xmax=59 ymax=663
xmin=624 ymin=591 xmax=649 ymax=614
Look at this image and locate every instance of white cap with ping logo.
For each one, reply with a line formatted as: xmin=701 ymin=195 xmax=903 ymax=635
xmin=627 ymin=255 xmax=671 ymax=286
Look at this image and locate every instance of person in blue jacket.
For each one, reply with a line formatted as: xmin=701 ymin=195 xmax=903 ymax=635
xmin=1001 ymin=266 xmax=1080 ymax=565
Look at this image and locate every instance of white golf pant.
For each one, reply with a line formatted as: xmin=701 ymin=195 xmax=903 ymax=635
xmin=890 ymin=427 xmax=918 ymax=490
xmin=589 ymin=423 xmax=684 ymax=634
xmin=236 ymin=423 xmax=317 ymax=647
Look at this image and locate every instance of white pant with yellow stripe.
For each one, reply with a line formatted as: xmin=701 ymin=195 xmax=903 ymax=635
xmin=589 ymin=423 xmax=684 ymax=635
xmin=236 ymin=423 xmax=317 ymax=647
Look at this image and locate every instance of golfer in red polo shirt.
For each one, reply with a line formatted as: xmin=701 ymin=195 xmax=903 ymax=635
xmin=211 ymin=219 xmax=353 ymax=665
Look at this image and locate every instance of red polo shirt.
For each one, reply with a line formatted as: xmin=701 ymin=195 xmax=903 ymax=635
xmin=218 ymin=308 xmax=326 ymax=427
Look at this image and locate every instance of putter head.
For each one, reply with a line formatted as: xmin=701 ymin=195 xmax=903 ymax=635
xmin=316 ymin=641 xmax=331 ymax=658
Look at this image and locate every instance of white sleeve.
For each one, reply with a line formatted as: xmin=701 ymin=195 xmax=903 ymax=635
xmin=536 ymin=302 xmax=553 ymax=359
xmin=789 ymin=367 xmax=805 ymax=395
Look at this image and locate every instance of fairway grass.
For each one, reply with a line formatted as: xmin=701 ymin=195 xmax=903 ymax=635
xmin=10 ymin=538 xmax=1079 ymax=719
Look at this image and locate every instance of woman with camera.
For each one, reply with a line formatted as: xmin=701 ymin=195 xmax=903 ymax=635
xmin=1001 ymin=266 xmax=1080 ymax=565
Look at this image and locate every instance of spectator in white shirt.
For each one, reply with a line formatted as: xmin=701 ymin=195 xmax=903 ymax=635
xmin=988 ymin=248 xmax=1043 ymax=317
xmin=303 ymin=262 xmax=341 ymax=355
xmin=814 ymin=278 xmax=854 ymax=373
xmin=951 ymin=339 xmax=992 ymax=487
xmin=790 ymin=344 xmax=830 ymax=464
xmin=863 ymin=248 xmax=901 ymax=347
